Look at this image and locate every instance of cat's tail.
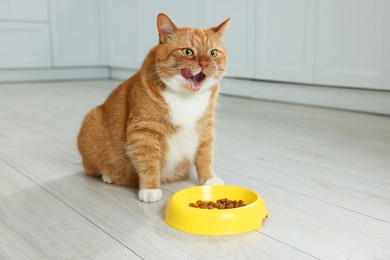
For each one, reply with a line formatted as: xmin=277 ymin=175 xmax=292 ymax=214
xmin=77 ymin=107 xmax=102 ymax=177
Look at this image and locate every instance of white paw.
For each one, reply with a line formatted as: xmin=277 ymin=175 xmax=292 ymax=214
xmin=138 ymin=189 xmax=162 ymax=203
xmin=205 ymin=176 xmax=224 ymax=185
xmin=101 ymin=174 xmax=112 ymax=184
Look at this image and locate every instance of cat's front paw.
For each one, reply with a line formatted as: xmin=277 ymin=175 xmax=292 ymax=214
xmin=138 ymin=189 xmax=162 ymax=203
xmin=204 ymin=176 xmax=224 ymax=185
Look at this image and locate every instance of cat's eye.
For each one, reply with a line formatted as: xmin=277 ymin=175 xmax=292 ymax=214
xmin=210 ymin=49 xmax=218 ymax=57
xmin=182 ymin=48 xmax=194 ymax=56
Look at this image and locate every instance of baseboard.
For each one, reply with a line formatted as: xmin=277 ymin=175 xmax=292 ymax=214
xmin=221 ymin=78 xmax=390 ymax=115
xmin=109 ymin=67 xmax=137 ymax=81
xmin=0 ymin=67 xmax=110 ymax=83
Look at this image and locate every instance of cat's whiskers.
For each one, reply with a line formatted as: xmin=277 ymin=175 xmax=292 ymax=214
xmin=165 ymin=67 xmax=184 ymax=70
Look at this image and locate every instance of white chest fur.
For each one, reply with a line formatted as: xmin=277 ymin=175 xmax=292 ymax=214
xmin=161 ymin=88 xmax=212 ymax=181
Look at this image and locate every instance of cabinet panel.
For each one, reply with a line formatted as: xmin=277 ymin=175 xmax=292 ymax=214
xmin=134 ymin=1 xmax=171 ymax=67
xmin=204 ymin=0 xmax=256 ymax=78
xmin=256 ymin=0 xmax=316 ymax=83
xmin=0 ymin=0 xmax=48 ymax=21
xmin=315 ymin=0 xmax=388 ymax=89
xmin=0 ymin=23 xmax=50 ymax=68
xmin=384 ymin=1 xmax=390 ymax=90
xmin=106 ymin=0 xmax=170 ymax=69
xmin=50 ymin=0 xmax=101 ymax=66
xmin=105 ymin=0 xmax=138 ymax=68
xmin=167 ymin=0 xmax=204 ymax=28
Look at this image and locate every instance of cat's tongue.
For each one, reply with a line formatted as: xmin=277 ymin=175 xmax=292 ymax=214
xmin=181 ymin=68 xmax=193 ymax=80
xmin=180 ymin=68 xmax=206 ymax=92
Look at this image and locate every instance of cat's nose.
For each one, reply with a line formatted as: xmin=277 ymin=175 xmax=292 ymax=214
xmin=199 ymin=60 xmax=208 ymax=70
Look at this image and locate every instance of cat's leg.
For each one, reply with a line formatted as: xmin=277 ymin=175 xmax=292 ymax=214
xmin=93 ymin=147 xmax=139 ymax=187
xmin=195 ymin=139 xmax=224 ymax=185
xmin=127 ymin=132 xmax=163 ymax=203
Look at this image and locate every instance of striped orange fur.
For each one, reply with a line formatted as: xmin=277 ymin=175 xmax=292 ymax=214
xmin=77 ymin=13 xmax=229 ymax=202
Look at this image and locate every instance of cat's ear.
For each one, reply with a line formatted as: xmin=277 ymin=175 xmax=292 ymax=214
xmin=211 ymin=18 xmax=230 ymax=37
xmin=157 ymin=13 xmax=177 ymax=44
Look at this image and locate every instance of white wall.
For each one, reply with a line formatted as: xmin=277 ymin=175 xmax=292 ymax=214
xmin=0 ymin=0 xmax=389 ymax=114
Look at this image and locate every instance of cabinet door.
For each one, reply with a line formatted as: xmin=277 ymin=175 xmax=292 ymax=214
xmin=50 ymin=0 xmax=101 ymax=66
xmin=315 ymin=0 xmax=389 ymax=90
xmin=105 ymin=0 xmax=138 ymax=68
xmin=255 ymin=0 xmax=316 ymax=83
xmin=105 ymin=0 xmax=170 ymax=69
xmin=0 ymin=0 xmax=48 ymax=21
xmin=204 ymin=0 xmax=256 ymax=78
xmin=385 ymin=1 xmax=390 ymax=89
xmin=134 ymin=1 xmax=171 ymax=67
xmin=168 ymin=0 xmax=204 ymax=28
xmin=0 ymin=23 xmax=50 ymax=68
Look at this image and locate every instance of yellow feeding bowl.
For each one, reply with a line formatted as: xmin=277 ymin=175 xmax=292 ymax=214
xmin=164 ymin=185 xmax=268 ymax=235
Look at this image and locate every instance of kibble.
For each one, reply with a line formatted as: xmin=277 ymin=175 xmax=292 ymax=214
xmin=189 ymin=198 xmax=247 ymax=210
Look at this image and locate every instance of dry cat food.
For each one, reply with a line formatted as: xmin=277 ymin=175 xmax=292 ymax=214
xmin=189 ymin=198 xmax=246 ymax=209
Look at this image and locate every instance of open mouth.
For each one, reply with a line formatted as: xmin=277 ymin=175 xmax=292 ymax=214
xmin=180 ymin=68 xmax=206 ymax=92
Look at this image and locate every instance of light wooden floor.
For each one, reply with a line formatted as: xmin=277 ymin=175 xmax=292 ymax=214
xmin=0 ymin=80 xmax=390 ymax=260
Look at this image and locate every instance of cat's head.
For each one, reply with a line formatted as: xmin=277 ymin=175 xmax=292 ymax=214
xmin=154 ymin=13 xmax=229 ymax=93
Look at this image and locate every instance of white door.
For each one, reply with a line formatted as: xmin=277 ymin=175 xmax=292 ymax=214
xmin=385 ymin=1 xmax=390 ymax=89
xmin=0 ymin=0 xmax=48 ymax=21
xmin=50 ymin=0 xmax=101 ymax=66
xmin=105 ymin=0 xmax=171 ymax=69
xmin=134 ymin=1 xmax=171 ymax=67
xmin=315 ymin=0 xmax=390 ymax=90
xmin=0 ymin=23 xmax=50 ymax=68
xmin=105 ymin=0 xmax=138 ymax=68
xmin=255 ymin=0 xmax=316 ymax=83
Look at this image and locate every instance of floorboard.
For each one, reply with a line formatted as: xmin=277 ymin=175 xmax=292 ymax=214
xmin=0 ymin=80 xmax=389 ymax=259
xmin=0 ymin=160 xmax=141 ymax=260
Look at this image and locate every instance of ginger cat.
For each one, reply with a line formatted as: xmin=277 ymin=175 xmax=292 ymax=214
xmin=77 ymin=13 xmax=229 ymax=202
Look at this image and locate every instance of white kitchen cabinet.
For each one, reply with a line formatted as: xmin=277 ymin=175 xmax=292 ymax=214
xmin=105 ymin=0 xmax=171 ymax=69
xmin=50 ymin=0 xmax=101 ymax=67
xmin=0 ymin=0 xmax=50 ymax=69
xmin=315 ymin=0 xmax=390 ymax=90
xmin=167 ymin=0 xmax=204 ymax=27
xmin=0 ymin=23 xmax=50 ymax=68
xmin=204 ymin=0 xmax=256 ymax=78
xmin=0 ymin=0 xmax=48 ymax=21
xmin=1 ymin=0 xmax=388 ymax=93
xmin=133 ymin=1 xmax=171 ymax=66
xmin=105 ymin=0 xmax=138 ymax=68
xmin=385 ymin=1 xmax=390 ymax=89
xmin=255 ymin=0 xmax=316 ymax=83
